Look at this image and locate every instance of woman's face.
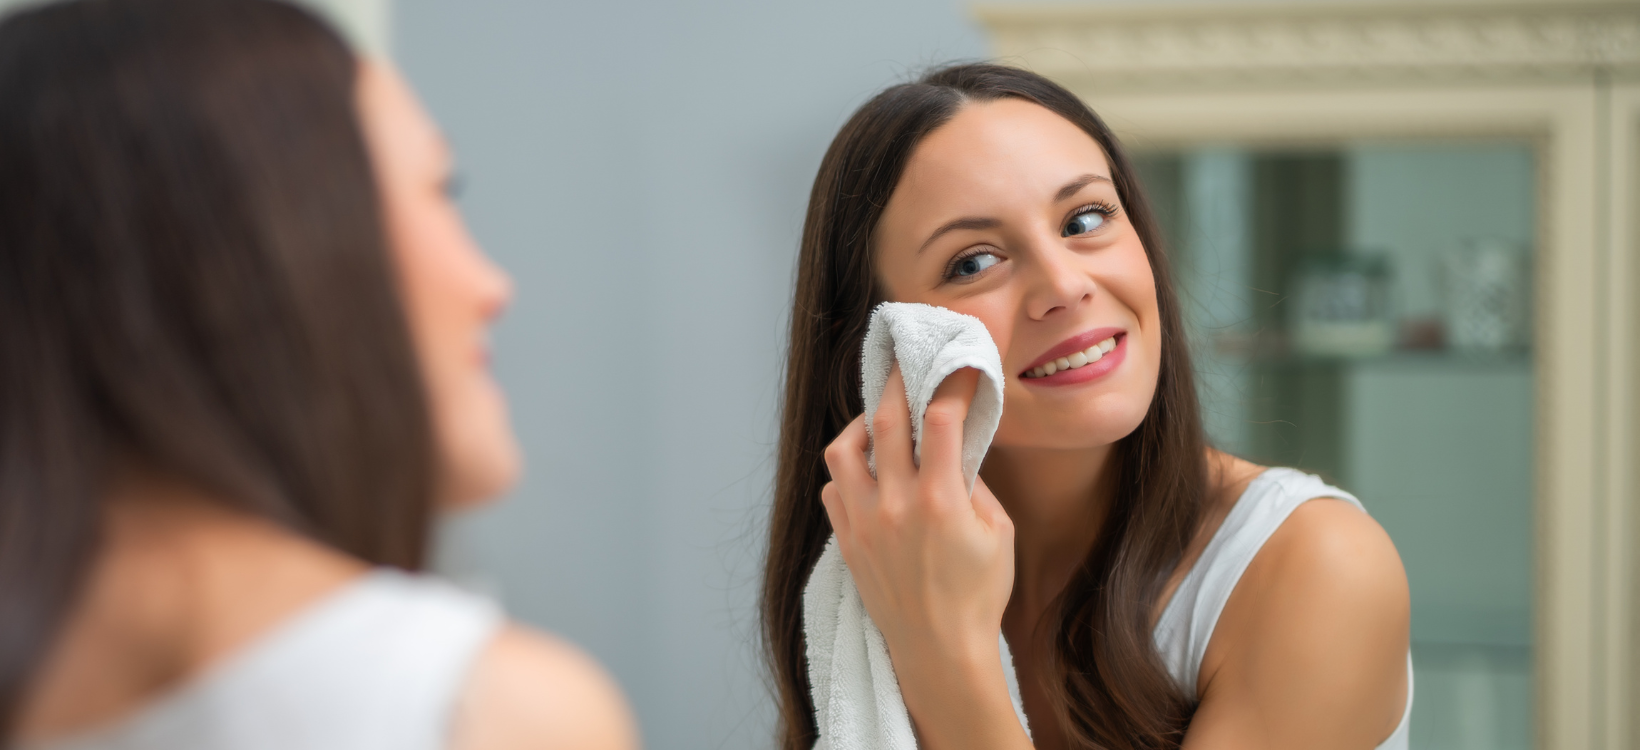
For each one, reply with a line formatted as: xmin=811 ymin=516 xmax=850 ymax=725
xmin=874 ymin=98 xmax=1161 ymax=450
xmin=357 ymin=61 xmax=520 ymax=508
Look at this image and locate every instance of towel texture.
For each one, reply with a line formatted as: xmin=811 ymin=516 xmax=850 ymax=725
xmin=803 ymin=302 xmax=1024 ymax=750
xmin=859 ymin=304 xmax=1004 ymax=493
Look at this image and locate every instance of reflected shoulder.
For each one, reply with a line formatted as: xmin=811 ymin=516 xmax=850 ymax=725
xmin=1262 ymin=497 xmax=1408 ymax=603
xmin=450 ymin=624 xmax=639 ymax=750
xmin=1239 ymin=496 xmax=1410 ymax=652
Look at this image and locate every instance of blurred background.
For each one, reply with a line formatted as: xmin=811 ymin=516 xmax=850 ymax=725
xmin=6 ymin=0 xmax=1631 ymax=748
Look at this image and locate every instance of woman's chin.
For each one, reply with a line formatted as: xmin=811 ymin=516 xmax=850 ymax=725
xmin=433 ymin=380 xmax=524 ymax=509
xmin=438 ymin=426 xmax=523 ymax=510
xmin=995 ymin=397 xmax=1152 ymax=450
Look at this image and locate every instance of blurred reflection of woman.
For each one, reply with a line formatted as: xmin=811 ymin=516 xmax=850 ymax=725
xmin=0 ymin=1 xmax=636 ymax=748
xmin=762 ymin=64 xmax=1411 ymax=750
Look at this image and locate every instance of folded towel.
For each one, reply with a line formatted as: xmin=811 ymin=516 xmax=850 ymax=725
xmin=803 ymin=302 xmax=1026 ymax=750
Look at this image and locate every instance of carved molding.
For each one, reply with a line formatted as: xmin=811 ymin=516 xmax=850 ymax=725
xmin=976 ymin=1 xmax=1640 ymax=91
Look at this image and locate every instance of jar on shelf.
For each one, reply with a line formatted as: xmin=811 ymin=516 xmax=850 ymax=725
xmin=1289 ymin=254 xmax=1395 ymax=358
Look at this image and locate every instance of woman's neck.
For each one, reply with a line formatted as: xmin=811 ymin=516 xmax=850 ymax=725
xmin=980 ymin=444 xmax=1114 ymax=615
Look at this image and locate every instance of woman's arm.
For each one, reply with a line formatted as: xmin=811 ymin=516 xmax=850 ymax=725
xmin=821 ymin=367 xmax=1032 ymax=750
xmin=1183 ymin=499 xmax=1411 ymax=749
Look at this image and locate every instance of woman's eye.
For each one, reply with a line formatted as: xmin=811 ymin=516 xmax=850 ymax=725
xmin=950 ymin=252 xmax=1000 ymax=279
xmin=1063 ymin=209 xmax=1106 ymax=237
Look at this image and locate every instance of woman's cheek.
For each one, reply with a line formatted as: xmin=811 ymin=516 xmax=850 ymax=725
xmin=943 ymin=295 xmax=1016 ymax=364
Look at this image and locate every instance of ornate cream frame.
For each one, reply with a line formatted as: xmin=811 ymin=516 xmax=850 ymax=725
xmin=974 ymin=2 xmax=1640 ymax=748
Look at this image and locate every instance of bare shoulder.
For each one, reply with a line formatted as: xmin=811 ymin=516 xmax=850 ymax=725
xmin=450 ymin=624 xmax=639 ymax=750
xmin=1256 ymin=497 xmax=1410 ymax=632
xmin=1256 ymin=493 xmax=1405 ymax=580
xmin=1188 ymin=495 xmax=1410 ymax=748
xmin=1248 ymin=496 xmax=1409 ymax=666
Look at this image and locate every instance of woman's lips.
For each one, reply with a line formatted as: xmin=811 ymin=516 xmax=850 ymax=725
xmin=1019 ymin=328 xmax=1127 ymax=386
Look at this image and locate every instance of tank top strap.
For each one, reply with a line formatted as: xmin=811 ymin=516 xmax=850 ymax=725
xmin=1152 ymin=467 xmax=1364 ymax=695
xmin=32 ymin=569 xmax=503 ymax=750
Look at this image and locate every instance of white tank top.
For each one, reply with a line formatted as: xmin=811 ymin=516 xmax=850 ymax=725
xmin=28 ymin=569 xmax=502 ymax=750
xmin=1152 ymin=467 xmax=1413 ymax=749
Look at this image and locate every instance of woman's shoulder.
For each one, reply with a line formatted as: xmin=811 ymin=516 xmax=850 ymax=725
xmin=1247 ymin=487 xmax=1407 ymax=623
xmin=1202 ymin=453 xmax=1407 ymax=643
xmin=1220 ymin=458 xmax=1405 ymax=604
xmin=1192 ymin=458 xmax=1410 ymax=745
xmin=449 ymin=624 xmax=639 ymax=750
xmin=1201 ymin=452 xmax=1396 ymax=569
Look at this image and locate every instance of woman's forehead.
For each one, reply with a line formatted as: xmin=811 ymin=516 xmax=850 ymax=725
xmin=356 ymin=59 xmax=448 ymax=171
xmin=905 ymin=99 xmax=1110 ymax=187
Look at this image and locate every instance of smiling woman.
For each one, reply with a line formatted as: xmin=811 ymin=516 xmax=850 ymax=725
xmin=762 ymin=64 xmax=1411 ymax=750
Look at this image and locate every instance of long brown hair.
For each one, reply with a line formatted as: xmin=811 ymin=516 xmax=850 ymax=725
xmin=762 ymin=63 xmax=1208 ymax=749
xmin=0 ymin=0 xmax=435 ymax=739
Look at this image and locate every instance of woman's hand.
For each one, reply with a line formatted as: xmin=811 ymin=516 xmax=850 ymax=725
xmin=820 ymin=367 xmax=1030 ymax=749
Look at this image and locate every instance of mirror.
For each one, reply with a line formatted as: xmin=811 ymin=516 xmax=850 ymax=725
xmin=1136 ymin=142 xmax=1537 ymax=749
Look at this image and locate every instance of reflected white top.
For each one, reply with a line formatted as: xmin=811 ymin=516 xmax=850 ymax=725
xmin=1153 ymin=467 xmax=1413 ymax=749
xmin=29 ymin=569 xmax=502 ymax=750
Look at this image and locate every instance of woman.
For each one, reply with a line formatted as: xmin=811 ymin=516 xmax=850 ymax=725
xmin=0 ymin=1 xmax=636 ymax=748
xmin=763 ymin=64 xmax=1410 ymax=749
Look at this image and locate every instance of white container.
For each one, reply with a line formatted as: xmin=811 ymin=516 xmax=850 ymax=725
xmin=1441 ymin=240 xmax=1531 ymax=351
xmin=1291 ymin=255 xmax=1395 ymax=358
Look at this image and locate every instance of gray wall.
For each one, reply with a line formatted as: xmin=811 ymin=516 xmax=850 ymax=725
xmin=391 ymin=2 xmax=988 ymax=746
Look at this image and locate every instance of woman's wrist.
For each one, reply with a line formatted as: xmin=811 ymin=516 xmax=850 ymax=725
xmin=894 ymin=634 xmax=1031 ymax=750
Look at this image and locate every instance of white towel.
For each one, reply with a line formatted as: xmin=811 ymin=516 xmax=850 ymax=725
xmin=802 ymin=302 xmax=1027 ymax=750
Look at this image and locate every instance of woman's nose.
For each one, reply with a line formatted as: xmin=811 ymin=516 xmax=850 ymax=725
xmin=473 ymin=250 xmax=512 ymax=321
xmin=1022 ymin=239 xmax=1096 ymax=321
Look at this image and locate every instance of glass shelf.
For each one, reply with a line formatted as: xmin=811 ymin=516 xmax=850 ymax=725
xmin=1230 ymin=347 xmax=1533 ymax=369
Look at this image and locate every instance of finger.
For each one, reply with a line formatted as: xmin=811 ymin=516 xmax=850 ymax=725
xmin=920 ymin=368 xmax=981 ymax=489
xmin=823 ymin=415 xmax=875 ymax=491
xmin=820 ymin=482 xmax=851 ymax=539
xmin=970 ymin=475 xmax=1013 ymax=535
xmin=870 ymin=364 xmax=916 ymax=480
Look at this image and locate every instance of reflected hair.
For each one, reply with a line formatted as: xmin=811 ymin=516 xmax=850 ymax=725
xmin=0 ymin=0 xmax=435 ymax=739
xmin=762 ymin=63 xmax=1208 ymax=749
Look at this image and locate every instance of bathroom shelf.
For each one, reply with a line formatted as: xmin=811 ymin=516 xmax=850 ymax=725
xmin=1240 ymin=348 xmax=1533 ymax=370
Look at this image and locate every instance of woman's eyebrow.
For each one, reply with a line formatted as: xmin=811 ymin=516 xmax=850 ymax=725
xmin=915 ymin=174 xmax=1113 ymax=255
xmin=918 ymin=217 xmax=1000 ymax=254
xmin=1056 ymin=173 xmax=1112 ymax=202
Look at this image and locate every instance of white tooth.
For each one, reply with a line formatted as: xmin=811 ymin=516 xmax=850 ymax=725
xmin=1087 ymin=346 xmax=1104 ymax=362
xmin=1099 ymin=337 xmax=1117 ymax=353
xmin=1067 ymin=351 xmax=1088 ymax=368
xmin=1034 ymin=367 xmax=1047 ymax=378
xmin=1055 ymin=357 xmax=1071 ymax=371
xmin=1043 ymin=361 xmax=1057 ymax=375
